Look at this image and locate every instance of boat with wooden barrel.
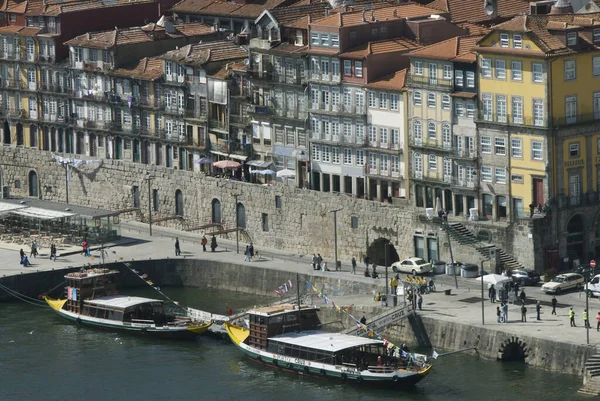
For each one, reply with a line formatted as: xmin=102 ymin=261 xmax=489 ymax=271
xmin=224 ymin=304 xmax=431 ymax=386
xmin=44 ymin=268 xmax=212 ymax=339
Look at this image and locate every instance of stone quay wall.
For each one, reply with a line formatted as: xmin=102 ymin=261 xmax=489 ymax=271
xmin=0 ymin=147 xmax=538 ymax=269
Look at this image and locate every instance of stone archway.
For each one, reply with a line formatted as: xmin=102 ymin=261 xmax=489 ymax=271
xmin=367 ymin=237 xmax=400 ymax=266
xmin=498 ymin=337 xmax=528 ymax=362
xmin=567 ymin=214 xmax=585 ymax=264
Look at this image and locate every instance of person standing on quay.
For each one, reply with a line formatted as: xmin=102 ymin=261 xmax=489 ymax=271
xmin=551 ymin=296 xmax=557 ymax=315
xmin=584 ymin=309 xmax=591 ymax=328
xmin=175 ymin=237 xmax=181 ymax=256
xmin=502 ymin=302 xmax=509 ymax=323
xmin=489 ymin=284 xmax=496 ymax=303
xmin=364 ymin=255 xmax=370 ymax=272
xmin=497 ymin=306 xmax=502 ymax=323
xmin=417 ymin=293 xmax=423 ymax=310
xmin=521 ymin=304 xmax=527 ymax=322
xmin=536 ymin=301 xmax=542 ymax=321
xmin=201 ymin=235 xmax=207 ymax=252
xmin=570 ymin=307 xmax=576 ymax=327
xmin=211 ymin=235 xmax=218 ymax=252
xmin=596 ymin=312 xmax=600 ymax=332
xmin=351 ymin=257 xmax=357 ymax=274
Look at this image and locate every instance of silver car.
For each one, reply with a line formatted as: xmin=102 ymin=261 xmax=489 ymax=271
xmin=392 ymin=257 xmax=432 ymax=275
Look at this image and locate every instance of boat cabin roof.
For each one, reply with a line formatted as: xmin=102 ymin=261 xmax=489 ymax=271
xmin=65 ymin=268 xmax=119 ymax=280
xmin=249 ymin=304 xmax=319 ymax=317
xmin=84 ymin=295 xmax=162 ymax=309
xmin=269 ymin=330 xmax=382 ymax=353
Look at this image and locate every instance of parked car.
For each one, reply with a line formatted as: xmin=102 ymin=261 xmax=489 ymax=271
xmin=392 ymin=257 xmax=432 ymax=275
xmin=586 ymin=274 xmax=600 ymax=297
xmin=541 ymin=273 xmax=584 ymax=294
xmin=572 ymin=265 xmax=597 ymax=281
xmin=511 ymin=269 xmax=541 ymax=286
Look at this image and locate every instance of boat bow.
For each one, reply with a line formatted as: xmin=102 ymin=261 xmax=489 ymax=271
xmin=43 ymin=296 xmax=68 ymax=312
xmin=224 ymin=322 xmax=250 ymax=345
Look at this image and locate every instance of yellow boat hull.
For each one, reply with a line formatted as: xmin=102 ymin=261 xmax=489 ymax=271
xmin=223 ymin=322 xmax=250 ymax=345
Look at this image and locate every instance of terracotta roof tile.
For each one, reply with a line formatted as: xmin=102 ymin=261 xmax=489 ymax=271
xmin=340 ymin=37 xmax=421 ymax=59
xmin=161 ymin=40 xmax=247 ymax=66
xmin=0 ymin=25 xmax=25 ymax=34
xmin=17 ymin=27 xmax=41 ymax=36
xmin=365 ymin=68 xmax=407 ymax=90
xmin=9 ymin=0 xmax=157 ymax=16
xmin=451 ymin=91 xmax=477 ymax=99
xmin=456 ymin=22 xmax=491 ymax=36
xmin=409 ymin=35 xmax=482 ymax=62
xmin=112 ymin=57 xmax=164 ymax=80
xmin=312 ymin=4 xmax=445 ymax=28
xmin=426 ymin=0 xmax=529 ymax=23
xmin=171 ymin=0 xmax=289 ymax=18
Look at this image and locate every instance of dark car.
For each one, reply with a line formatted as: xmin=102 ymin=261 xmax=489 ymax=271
xmin=511 ymin=269 xmax=541 ymax=286
xmin=572 ymin=265 xmax=597 ymax=281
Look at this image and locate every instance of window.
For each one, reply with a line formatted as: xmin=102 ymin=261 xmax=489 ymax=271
xmin=533 ymin=99 xmax=544 ymax=126
xmin=482 ymin=94 xmax=492 ymax=121
xmin=379 ymin=92 xmax=388 ymax=109
xmin=566 ymin=96 xmax=577 ymax=124
xmin=356 ymin=120 xmax=364 ymax=141
xmin=343 ymin=60 xmax=352 ymax=76
xmin=495 ymin=60 xmax=506 ymax=79
xmin=495 ymin=137 xmax=506 ymax=155
xmin=481 ymin=166 xmax=492 ymax=182
xmin=414 ymin=61 xmax=423 ymax=75
xmin=311 ymin=33 xmax=319 ymax=45
xmin=481 ymin=136 xmax=491 ymax=153
xmin=495 ymin=168 xmax=506 ymax=184
xmin=442 ymin=95 xmax=450 ymax=110
xmin=414 ymin=153 xmax=423 ymax=173
xmin=513 ymin=34 xmax=522 ymax=49
xmin=413 ymin=90 xmax=422 ymax=106
xmin=427 ymin=122 xmax=436 ymax=140
xmin=482 ymin=58 xmax=492 ymax=78
xmin=322 ymin=145 xmax=330 ymax=162
xmin=295 ymin=30 xmax=303 ymax=45
xmin=455 ymin=102 xmax=464 ymax=117
xmin=413 ymin=119 xmax=422 ymax=139
xmin=466 ymin=71 xmax=475 ymax=88
xmin=567 ymin=32 xmax=577 ymax=46
xmin=390 ymin=94 xmax=399 ymax=110
xmin=332 ymin=147 xmax=340 ymax=164
xmin=331 ymin=34 xmax=339 ymax=48
xmin=532 ymin=63 xmax=543 ymax=83
xmin=565 ymin=60 xmax=576 ymax=80
xmin=320 ymin=33 xmax=329 ymax=47
xmin=380 ymin=154 xmax=388 ymax=171
xmin=343 ymin=148 xmax=352 ymax=165
xmin=356 ymin=150 xmax=364 ymax=166
xmin=511 ymin=138 xmax=522 ymax=157
xmin=595 ymin=93 xmax=600 ymax=120
xmin=500 ymin=33 xmax=509 ymax=47
xmin=511 ymin=61 xmax=522 ymax=81
xmin=428 ymin=154 xmax=437 ymax=170
xmin=466 ymin=103 xmax=474 ymax=118
xmin=427 ymin=92 xmax=436 ymax=108
xmin=74 ymin=47 xmax=83 ymax=62
xmin=443 ymin=65 xmax=452 ymax=80
xmin=512 ymin=96 xmax=523 ymax=124
xmin=368 ymin=91 xmax=376 ymax=108
xmin=594 ymin=56 xmax=600 ymax=76
xmin=355 ymin=62 xmax=363 ymax=78
xmin=351 ymin=216 xmax=359 ymax=229
xmin=595 ymin=29 xmax=600 ymax=44
xmin=379 ymin=127 xmax=388 ymax=145
xmin=532 ymin=140 xmax=543 ymax=160
xmin=312 ymin=144 xmax=320 ymax=160
xmin=262 ymin=213 xmax=269 ymax=231
xmin=442 ymin=124 xmax=450 ymax=145
xmin=455 ymin=70 xmax=464 ymax=86
xmin=569 ymin=142 xmax=580 ymax=157
xmin=496 ymin=95 xmax=507 ymax=123
xmin=511 ymin=175 xmax=524 ymax=183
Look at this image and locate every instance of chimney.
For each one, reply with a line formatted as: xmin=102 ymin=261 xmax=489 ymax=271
xmin=550 ymin=0 xmax=573 ymax=14
xmin=325 ymin=7 xmax=329 ymax=16
xmin=362 ymin=9 xmax=366 ymax=22
xmin=393 ymin=8 xmax=397 ymax=17
xmin=371 ymin=10 xmax=375 ymax=21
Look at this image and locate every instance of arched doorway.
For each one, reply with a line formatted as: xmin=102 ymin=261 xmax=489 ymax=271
xmin=50 ymin=127 xmax=56 ymax=152
xmin=42 ymin=127 xmax=49 ymax=151
xmin=89 ymin=133 xmax=96 ymax=156
xmin=29 ymin=124 xmax=38 ymax=148
xmin=211 ymin=198 xmax=221 ymax=223
xmin=236 ymin=202 xmax=246 ymax=228
xmin=496 ymin=196 xmax=507 ymax=219
xmin=65 ymin=128 xmax=73 ymax=153
xmin=115 ymin=137 xmax=123 ymax=159
xmin=133 ymin=139 xmax=140 ymax=163
xmin=3 ymin=121 xmax=10 ymax=144
xmin=142 ymin=140 xmax=150 ymax=164
xmin=16 ymin=123 xmax=23 ymax=146
xmin=367 ymin=238 xmax=400 ymax=267
xmin=166 ymin=145 xmax=172 ymax=167
xmin=482 ymin=194 xmax=493 ymax=218
xmin=175 ymin=190 xmax=184 ymax=216
xmin=567 ymin=215 xmax=585 ymax=265
xmin=28 ymin=170 xmax=38 ymax=197
xmin=76 ymin=132 xmax=84 ymax=154
xmin=58 ymin=128 xmax=64 ymax=152
xmin=155 ymin=143 xmax=163 ymax=166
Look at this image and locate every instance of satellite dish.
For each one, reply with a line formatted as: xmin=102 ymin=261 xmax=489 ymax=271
xmin=484 ymin=0 xmax=497 ymax=17
xmin=243 ymin=58 xmax=249 ymax=66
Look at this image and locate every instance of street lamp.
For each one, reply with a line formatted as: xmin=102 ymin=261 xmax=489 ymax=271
xmin=330 ymin=208 xmax=342 ymax=271
xmin=480 ymin=259 xmax=486 ymax=325
xmin=232 ymin=192 xmax=242 ymax=253
xmin=145 ymin=174 xmax=153 ymax=236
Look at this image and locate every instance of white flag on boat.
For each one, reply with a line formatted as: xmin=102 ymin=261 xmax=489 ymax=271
xmin=432 ymin=350 xmax=439 ymax=359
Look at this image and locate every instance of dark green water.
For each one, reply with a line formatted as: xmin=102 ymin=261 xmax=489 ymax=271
xmin=0 ymin=288 xmax=587 ymax=401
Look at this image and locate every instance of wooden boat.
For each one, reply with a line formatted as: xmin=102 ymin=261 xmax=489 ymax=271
xmin=44 ymin=268 xmax=212 ymax=339
xmin=224 ymin=304 xmax=431 ymax=386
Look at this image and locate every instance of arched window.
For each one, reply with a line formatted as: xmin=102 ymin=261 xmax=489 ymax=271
xmin=413 ymin=119 xmax=422 ymax=140
xmin=28 ymin=170 xmax=38 ymax=197
xmin=16 ymin=123 xmax=23 ymax=146
xmin=427 ymin=121 xmax=436 ymax=140
xmin=236 ymin=202 xmax=246 ymax=228
xmin=175 ymin=190 xmax=184 ymax=216
xmin=212 ymin=198 xmax=221 ymax=223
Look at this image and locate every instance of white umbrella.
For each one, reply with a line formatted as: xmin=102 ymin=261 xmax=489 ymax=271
xmin=475 ymin=274 xmax=511 ymax=286
xmin=276 ymin=169 xmax=296 ymax=178
xmin=196 ymin=157 xmax=213 ymax=165
xmin=257 ymin=169 xmax=276 ymax=175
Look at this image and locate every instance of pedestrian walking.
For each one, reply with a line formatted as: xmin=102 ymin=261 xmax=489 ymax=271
xmin=569 ymin=307 xmax=576 ymax=327
xmin=417 ymin=293 xmax=423 ymax=310
xmin=536 ymin=301 xmax=542 ymax=320
xmin=244 ymin=245 xmax=251 ymax=262
xmin=175 ymin=237 xmax=181 ymax=256
xmin=497 ymin=306 xmax=502 ymax=323
xmin=311 ymin=254 xmax=317 ymax=270
xmin=584 ymin=309 xmax=591 ymax=328
xmin=210 ymin=235 xmax=218 ymax=252
xmin=50 ymin=243 xmax=57 ymax=261
xmin=503 ymin=302 xmax=509 ymax=323
xmin=317 ymin=254 xmax=323 ymax=270
xmin=360 ymin=315 xmax=367 ymax=325
xmin=519 ymin=289 xmax=526 ymax=305
xmin=521 ymin=304 xmax=527 ymax=322
xmin=596 ymin=312 xmax=600 ymax=332
xmin=489 ymin=284 xmax=496 ymax=303
xmin=551 ymin=296 xmax=557 ymax=315
xmin=30 ymin=241 xmax=37 ymax=258
xmin=351 ymin=257 xmax=357 ymax=274
xmin=372 ymin=264 xmax=378 ymax=279
xmin=364 ymin=255 xmax=370 ymax=272
xmin=201 ymin=235 xmax=207 ymax=252
xmin=429 ymin=277 xmax=436 ymax=292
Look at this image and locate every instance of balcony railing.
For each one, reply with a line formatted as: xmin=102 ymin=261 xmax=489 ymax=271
xmin=409 ymin=136 xmax=452 ymax=151
xmin=406 ymin=73 xmax=453 ymax=90
xmin=247 ymin=70 xmax=306 ymax=86
xmin=476 ymin=111 xmax=548 ymax=128
xmin=451 ymin=177 xmax=477 ymax=189
xmin=209 ymin=120 xmax=228 ymax=131
xmin=184 ymin=109 xmax=207 ymax=120
xmin=452 ymin=147 xmax=477 ymax=159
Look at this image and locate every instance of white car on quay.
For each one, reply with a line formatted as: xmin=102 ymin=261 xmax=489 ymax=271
xmin=391 ymin=257 xmax=432 ymax=275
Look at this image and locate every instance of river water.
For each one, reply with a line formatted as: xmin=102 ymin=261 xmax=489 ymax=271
xmin=0 ymin=287 xmax=588 ymax=401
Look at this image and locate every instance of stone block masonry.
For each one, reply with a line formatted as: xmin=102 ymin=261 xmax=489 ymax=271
xmin=0 ymin=147 xmax=536 ymax=268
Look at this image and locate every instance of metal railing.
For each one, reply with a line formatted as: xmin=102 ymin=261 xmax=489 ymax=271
xmin=409 ymin=136 xmax=452 ymax=151
xmin=476 ymin=111 xmax=547 ymax=128
xmin=407 ymin=74 xmax=453 ymax=90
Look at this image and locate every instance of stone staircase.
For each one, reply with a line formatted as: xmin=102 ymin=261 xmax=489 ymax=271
xmin=342 ymin=304 xmax=413 ymax=336
xmin=419 ymin=216 xmax=525 ymax=271
xmin=579 ymin=354 xmax=600 ymax=395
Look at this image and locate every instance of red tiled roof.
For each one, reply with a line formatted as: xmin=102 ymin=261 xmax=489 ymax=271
xmin=12 ymin=0 xmax=157 ymax=17
xmin=171 ymin=0 xmax=289 ymax=18
xmin=365 ymin=68 xmax=407 ymax=91
xmin=409 ymin=35 xmax=483 ymax=63
xmin=340 ymin=37 xmax=421 ymax=59
xmin=312 ymin=4 xmax=445 ymax=27
xmin=112 ymin=57 xmax=163 ymax=80
xmin=425 ymin=0 xmax=529 ymax=23
xmin=456 ymin=22 xmax=491 ymax=36
xmin=161 ymin=40 xmax=247 ymax=66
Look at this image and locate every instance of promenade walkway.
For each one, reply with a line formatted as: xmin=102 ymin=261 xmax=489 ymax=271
xmin=1 ymin=220 xmax=599 ymax=349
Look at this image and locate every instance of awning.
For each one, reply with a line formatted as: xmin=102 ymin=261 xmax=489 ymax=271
xmin=209 ymin=150 xmax=248 ymax=161
xmin=246 ymin=160 xmax=273 ymax=168
xmin=11 ymin=207 xmax=77 ymax=220
xmin=0 ymin=202 xmax=28 ymax=216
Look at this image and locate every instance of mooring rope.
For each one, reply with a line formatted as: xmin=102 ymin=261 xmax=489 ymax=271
xmin=0 ymin=282 xmax=48 ymax=308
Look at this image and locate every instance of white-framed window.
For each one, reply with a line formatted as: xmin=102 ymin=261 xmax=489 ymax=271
xmin=511 ymin=61 xmax=522 ymax=81
xmin=414 ymin=152 xmax=423 ymax=173
xmin=482 ymin=94 xmax=492 ymax=121
xmin=442 ymin=95 xmax=450 ymax=110
xmin=391 ymin=156 xmax=400 ymax=174
xmin=74 ymin=47 xmax=83 ymax=62
xmin=569 ymin=174 xmax=581 ymax=203
xmin=312 ymin=144 xmax=320 ymax=161
xmin=481 ymin=166 xmax=492 ymax=182
xmin=567 ymin=32 xmax=577 ymax=46
xmin=343 ymin=60 xmax=352 ymax=76
xmin=495 ymin=59 xmax=506 ymax=79
xmin=355 ymin=61 xmax=363 ymax=77
xmin=414 ymin=61 xmax=423 ymax=75
xmin=443 ymin=156 xmax=451 ymax=178
xmin=379 ymin=92 xmax=388 ymax=109
xmin=455 ymin=70 xmax=464 ymax=86
xmin=594 ymin=29 xmax=600 ymax=44
xmin=390 ymin=94 xmax=399 ymax=110
xmin=428 ymin=154 xmax=437 ymax=170
xmin=513 ymin=34 xmax=522 ymax=49
xmin=295 ymin=29 xmax=303 ymax=45
xmin=391 ymin=128 xmax=399 ymax=147
xmin=356 ymin=120 xmax=364 ymax=142
xmin=427 ymin=92 xmax=436 ymax=108
xmin=565 ymin=60 xmax=576 ymax=80
xmin=322 ymin=145 xmax=331 ymax=162
xmin=495 ymin=168 xmax=506 ymax=184
xmin=331 ymin=34 xmax=339 ymax=48
xmin=311 ymin=33 xmax=319 ymax=45
xmin=466 ymin=103 xmax=475 ymax=118
xmin=380 ymin=154 xmax=388 ymax=172
xmin=500 ymin=33 xmax=509 ymax=47
xmin=320 ymin=33 xmax=329 ymax=47
xmin=566 ymin=96 xmax=577 ymax=124
xmin=368 ymin=153 xmax=377 ymax=170
xmin=368 ymin=126 xmax=377 ymax=144
xmin=443 ymin=65 xmax=452 ymax=80
xmin=495 ymin=137 xmax=506 ymax=155
xmin=511 ymin=138 xmax=522 ymax=158
xmin=466 ymin=71 xmax=475 ymax=88
xmin=532 ymin=140 xmax=543 ymax=160
xmin=343 ymin=148 xmax=352 ymax=165
xmin=482 ymin=58 xmax=492 ymax=78
xmin=379 ymin=127 xmax=388 ymax=145
xmin=533 ymin=63 xmax=543 ymax=82
xmin=533 ymin=99 xmax=544 ymax=126
xmin=481 ymin=136 xmax=491 ymax=154
xmin=368 ymin=91 xmax=376 ymax=108
xmin=442 ymin=124 xmax=451 ymax=145
xmin=569 ymin=142 xmax=580 ymax=157
xmin=413 ymin=119 xmax=422 ymax=139
xmin=356 ymin=149 xmax=365 ymax=166
xmin=455 ymin=102 xmax=464 ymax=117
xmin=593 ymin=56 xmax=600 ymax=76
xmin=332 ymin=147 xmax=340 ymax=164
xmin=332 ymin=59 xmax=340 ymax=79
xmin=512 ymin=96 xmax=523 ymax=124
xmin=427 ymin=122 xmax=436 ymax=140
xmin=413 ymin=90 xmax=422 ymax=106
xmin=496 ymin=95 xmax=507 ymax=123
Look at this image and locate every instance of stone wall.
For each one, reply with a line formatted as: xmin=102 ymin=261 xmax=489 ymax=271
xmin=0 ymin=147 xmax=538 ymax=268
